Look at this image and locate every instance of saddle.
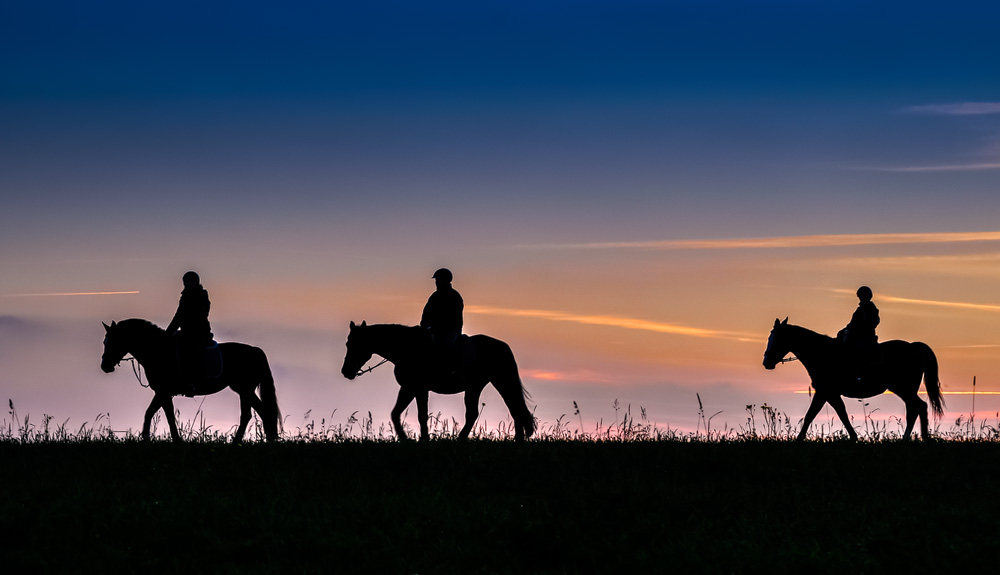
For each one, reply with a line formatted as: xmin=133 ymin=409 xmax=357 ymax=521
xmin=423 ymin=332 xmax=476 ymax=378
xmin=175 ymin=339 xmax=224 ymax=380
xmin=837 ymin=328 xmax=883 ymax=365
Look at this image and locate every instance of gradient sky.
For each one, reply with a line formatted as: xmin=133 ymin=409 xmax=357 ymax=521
xmin=3 ymin=1 xmax=1000 ymax=438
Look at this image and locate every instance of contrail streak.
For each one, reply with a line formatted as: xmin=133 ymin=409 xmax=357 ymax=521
xmin=1 ymin=291 xmax=140 ymax=297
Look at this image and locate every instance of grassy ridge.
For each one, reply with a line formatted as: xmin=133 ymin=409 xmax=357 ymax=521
xmin=2 ymin=439 xmax=999 ymax=574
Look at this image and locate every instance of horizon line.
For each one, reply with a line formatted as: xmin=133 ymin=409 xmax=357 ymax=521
xmin=794 ymin=390 xmax=1000 ymax=395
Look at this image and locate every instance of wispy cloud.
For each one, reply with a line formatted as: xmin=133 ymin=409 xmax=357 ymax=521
xmin=881 ymin=295 xmax=1000 ymax=313
xmin=523 ymin=368 xmax=614 ymax=383
xmin=859 ymin=162 xmax=1000 ymax=173
xmin=825 ymin=253 xmax=1000 ymax=278
xmin=524 ymin=231 xmax=1000 ymax=251
xmin=467 ymin=305 xmax=756 ymax=341
xmin=831 ymin=289 xmax=1000 ymax=313
xmin=904 ymin=102 xmax=1000 ymax=115
xmin=873 ymin=102 xmax=1000 ymax=171
xmin=0 ymin=291 xmax=140 ymax=297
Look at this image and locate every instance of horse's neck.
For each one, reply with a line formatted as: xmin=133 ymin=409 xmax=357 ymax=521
xmin=367 ymin=324 xmax=419 ymax=362
xmin=787 ymin=325 xmax=837 ymax=366
xmin=121 ymin=320 xmax=167 ymax=363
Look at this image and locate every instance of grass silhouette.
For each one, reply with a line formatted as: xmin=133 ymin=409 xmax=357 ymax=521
xmin=3 ymin=401 xmax=1000 ymax=572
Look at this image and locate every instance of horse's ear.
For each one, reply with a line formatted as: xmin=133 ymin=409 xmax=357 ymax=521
xmin=350 ymin=321 xmax=356 ymax=329
xmin=781 ymin=317 xmax=788 ymax=325
xmin=111 ymin=320 xmax=117 ymax=327
xmin=773 ymin=318 xmax=780 ymax=328
xmin=103 ymin=322 xmax=110 ymax=332
xmin=361 ymin=320 xmax=367 ymax=327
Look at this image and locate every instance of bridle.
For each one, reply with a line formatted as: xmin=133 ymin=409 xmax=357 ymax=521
xmin=764 ymin=329 xmax=799 ymax=366
xmin=104 ymin=326 xmax=149 ymax=388
xmin=355 ymin=357 xmax=388 ymax=377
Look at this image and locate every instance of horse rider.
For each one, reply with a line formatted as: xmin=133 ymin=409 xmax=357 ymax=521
xmin=420 ymin=268 xmax=464 ymax=370
xmin=166 ymin=271 xmax=215 ymax=389
xmin=841 ymin=285 xmax=881 ymax=375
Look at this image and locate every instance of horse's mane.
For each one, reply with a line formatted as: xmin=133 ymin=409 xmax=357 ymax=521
xmin=117 ymin=318 xmax=167 ymax=337
xmin=386 ymin=323 xmax=421 ymax=331
xmin=360 ymin=323 xmax=426 ymax=340
xmin=786 ymin=323 xmax=837 ymax=345
xmin=360 ymin=323 xmax=421 ymax=334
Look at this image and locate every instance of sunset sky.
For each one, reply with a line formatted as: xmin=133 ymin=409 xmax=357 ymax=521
xmin=3 ymin=1 xmax=1000 ymax=438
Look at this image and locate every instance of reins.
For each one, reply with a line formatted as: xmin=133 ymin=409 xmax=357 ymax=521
xmin=780 ymin=356 xmax=799 ymax=363
xmin=123 ymin=356 xmax=149 ymax=388
xmin=356 ymin=358 xmax=389 ymax=377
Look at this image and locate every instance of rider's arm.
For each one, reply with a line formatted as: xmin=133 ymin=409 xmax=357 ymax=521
xmin=165 ymin=299 xmax=183 ymax=335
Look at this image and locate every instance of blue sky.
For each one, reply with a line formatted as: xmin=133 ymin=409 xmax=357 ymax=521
xmin=5 ymin=1 xmax=999 ymax=235
xmin=3 ymin=1 xmax=1000 ymax=437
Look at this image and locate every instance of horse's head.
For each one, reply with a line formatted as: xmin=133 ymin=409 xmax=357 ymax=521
xmin=762 ymin=317 xmax=791 ymax=370
xmin=101 ymin=321 xmax=125 ymax=373
xmin=341 ymin=321 xmax=373 ymax=380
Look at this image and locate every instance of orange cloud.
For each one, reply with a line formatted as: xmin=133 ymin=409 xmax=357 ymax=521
xmin=823 ymin=253 xmax=1000 ymax=277
xmin=882 ymin=295 xmax=1000 ymax=313
xmin=526 ymin=231 xmax=1000 ymax=251
xmin=523 ymin=369 xmax=613 ymax=383
xmin=467 ymin=305 xmax=756 ymax=341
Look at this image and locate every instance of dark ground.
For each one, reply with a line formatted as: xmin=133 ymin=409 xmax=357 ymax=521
xmin=2 ymin=439 xmax=999 ymax=574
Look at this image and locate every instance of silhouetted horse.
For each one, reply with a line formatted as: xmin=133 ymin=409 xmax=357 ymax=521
xmin=341 ymin=321 xmax=536 ymax=441
xmin=101 ymin=319 xmax=281 ymax=442
xmin=763 ymin=318 xmax=944 ymax=441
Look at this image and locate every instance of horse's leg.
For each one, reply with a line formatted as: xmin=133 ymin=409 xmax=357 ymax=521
xmin=797 ymin=392 xmax=827 ymax=441
xmin=391 ymin=387 xmax=416 ymax=441
xmin=827 ymin=394 xmax=858 ymax=441
xmin=917 ymin=396 xmax=930 ymax=440
xmin=458 ymin=385 xmax=485 ymax=440
xmin=415 ymin=389 xmax=430 ymax=442
xmin=901 ymin=394 xmax=928 ymax=440
xmin=161 ymin=395 xmax=182 ymax=442
xmin=242 ymin=392 xmax=276 ymax=442
xmin=142 ymin=395 xmax=163 ymax=441
xmin=240 ymin=391 xmax=278 ymax=441
xmin=233 ymin=393 xmax=252 ymax=443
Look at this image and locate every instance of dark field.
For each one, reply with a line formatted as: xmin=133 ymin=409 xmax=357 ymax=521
xmin=2 ymin=439 xmax=1000 ymax=574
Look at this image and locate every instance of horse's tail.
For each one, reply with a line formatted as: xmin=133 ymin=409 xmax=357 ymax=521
xmin=490 ymin=339 xmax=537 ymax=440
xmin=254 ymin=346 xmax=283 ymax=439
xmin=513 ymin=370 xmax=537 ymax=440
xmin=915 ymin=342 xmax=945 ymax=418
